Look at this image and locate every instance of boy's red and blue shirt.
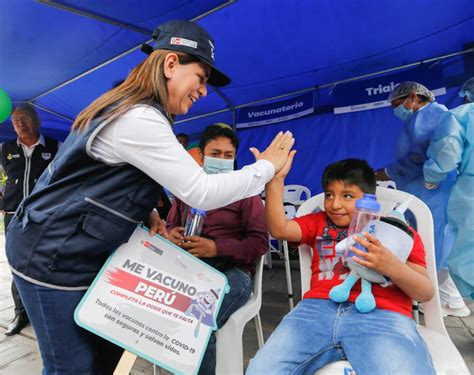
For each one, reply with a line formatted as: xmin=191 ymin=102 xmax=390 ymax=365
xmin=294 ymin=211 xmax=426 ymax=318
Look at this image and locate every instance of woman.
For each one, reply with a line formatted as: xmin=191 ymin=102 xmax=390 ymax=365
xmin=375 ymin=81 xmax=468 ymax=317
xmin=6 ymin=20 xmax=294 ymax=374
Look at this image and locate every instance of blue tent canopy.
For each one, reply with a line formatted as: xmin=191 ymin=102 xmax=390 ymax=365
xmin=1 ymin=0 xmax=473 ymax=194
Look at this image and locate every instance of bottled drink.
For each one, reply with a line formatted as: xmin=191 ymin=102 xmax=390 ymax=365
xmin=184 ymin=208 xmax=206 ymax=237
xmin=345 ymin=194 xmax=381 ymax=260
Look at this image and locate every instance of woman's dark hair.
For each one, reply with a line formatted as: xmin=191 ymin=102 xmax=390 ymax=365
xmin=199 ymin=123 xmax=239 ymax=152
xmin=322 ymin=158 xmax=376 ymax=194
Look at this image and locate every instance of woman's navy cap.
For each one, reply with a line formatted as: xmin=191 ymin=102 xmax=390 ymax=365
xmin=142 ymin=20 xmax=231 ymax=87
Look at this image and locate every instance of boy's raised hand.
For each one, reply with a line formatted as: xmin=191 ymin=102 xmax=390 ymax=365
xmin=275 ymin=149 xmax=297 ymax=180
xmin=349 ymin=232 xmax=402 ymax=277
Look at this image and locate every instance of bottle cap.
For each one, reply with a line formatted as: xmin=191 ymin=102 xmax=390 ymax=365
xmin=355 ymin=194 xmax=381 ymax=212
xmin=190 ymin=207 xmax=207 ymax=216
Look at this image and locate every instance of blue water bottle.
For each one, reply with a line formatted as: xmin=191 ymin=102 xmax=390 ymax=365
xmin=345 ymin=194 xmax=381 ymax=260
xmin=184 ymin=208 xmax=206 ymax=237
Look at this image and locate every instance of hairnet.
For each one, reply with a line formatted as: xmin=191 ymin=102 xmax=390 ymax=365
xmin=388 ymin=81 xmax=435 ymax=102
xmin=459 ymin=77 xmax=474 ymax=102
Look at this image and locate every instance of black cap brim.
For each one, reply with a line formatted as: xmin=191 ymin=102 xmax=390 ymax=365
xmin=207 ymin=65 xmax=231 ymax=87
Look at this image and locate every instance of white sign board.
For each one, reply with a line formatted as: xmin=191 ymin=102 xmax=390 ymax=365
xmin=75 ymin=226 xmax=229 ymax=375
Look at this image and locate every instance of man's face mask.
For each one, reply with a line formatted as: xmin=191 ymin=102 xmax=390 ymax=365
xmin=203 ymin=156 xmax=234 ymax=174
xmin=393 ymin=98 xmax=414 ymax=122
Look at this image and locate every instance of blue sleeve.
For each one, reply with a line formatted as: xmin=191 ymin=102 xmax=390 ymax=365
xmin=423 ymin=112 xmax=464 ymax=183
xmin=386 ymin=129 xmax=421 ymax=181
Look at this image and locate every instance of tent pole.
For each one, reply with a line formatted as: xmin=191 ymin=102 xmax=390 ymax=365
xmin=175 ymin=47 xmax=474 ymax=125
xmin=36 ymin=0 xmax=152 ymax=34
xmin=29 ymin=41 xmax=151 ymax=102
xmin=320 ymin=47 xmax=474 ymax=89
xmin=210 ymin=86 xmax=236 ymax=129
xmin=232 ymin=109 xmax=236 ymax=131
xmin=36 ymin=0 xmax=235 ymax=34
xmin=31 ymin=0 xmax=236 ymax=102
xmin=28 ymin=102 xmax=74 ymax=123
xmin=191 ymin=1 xmax=236 ymax=22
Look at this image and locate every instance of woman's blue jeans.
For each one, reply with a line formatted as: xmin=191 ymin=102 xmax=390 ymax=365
xmin=13 ymin=275 xmax=123 ymax=374
xmin=246 ymin=298 xmax=435 ymax=375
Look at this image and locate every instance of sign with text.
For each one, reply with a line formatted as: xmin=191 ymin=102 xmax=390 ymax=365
xmin=333 ymin=64 xmax=446 ymax=114
xmin=75 ymin=226 xmax=229 ymax=375
xmin=237 ymin=92 xmax=314 ymax=128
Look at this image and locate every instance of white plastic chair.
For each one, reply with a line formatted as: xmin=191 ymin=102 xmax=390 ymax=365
xmin=376 ymin=179 xmax=397 ymax=190
xmin=215 ymin=254 xmax=265 ymax=374
xmin=296 ymin=187 xmax=469 ymax=375
xmin=283 ymin=184 xmax=311 ymax=206
xmin=265 ymin=202 xmax=297 ymax=310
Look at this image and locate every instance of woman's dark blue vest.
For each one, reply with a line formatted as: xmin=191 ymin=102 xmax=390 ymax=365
xmin=6 ymin=105 xmax=163 ymax=289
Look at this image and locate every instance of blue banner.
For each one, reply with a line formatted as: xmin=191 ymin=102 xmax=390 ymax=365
xmin=333 ymin=65 xmax=446 ymax=114
xmin=237 ymin=93 xmax=314 ymax=129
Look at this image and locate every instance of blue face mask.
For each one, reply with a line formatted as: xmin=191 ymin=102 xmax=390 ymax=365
xmin=393 ymin=101 xmax=414 ymax=122
xmin=203 ymin=156 xmax=234 ymax=174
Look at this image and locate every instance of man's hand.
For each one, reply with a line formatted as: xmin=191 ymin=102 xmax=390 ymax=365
xmin=168 ymin=227 xmax=185 ymax=246
xmin=181 ymin=236 xmax=217 ymax=258
xmin=148 ymin=210 xmax=168 ymax=238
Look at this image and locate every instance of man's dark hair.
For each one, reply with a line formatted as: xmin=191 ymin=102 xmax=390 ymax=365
xmin=176 ymin=133 xmax=189 ymax=141
xmin=199 ymin=123 xmax=239 ymax=152
xmin=322 ymin=158 xmax=376 ymax=194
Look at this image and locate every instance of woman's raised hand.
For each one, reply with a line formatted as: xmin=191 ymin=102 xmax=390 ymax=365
xmin=250 ymin=131 xmax=295 ymax=173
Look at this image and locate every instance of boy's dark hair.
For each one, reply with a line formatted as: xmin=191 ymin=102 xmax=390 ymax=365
xmin=322 ymin=159 xmax=376 ymax=194
xmin=199 ymin=123 xmax=239 ymax=152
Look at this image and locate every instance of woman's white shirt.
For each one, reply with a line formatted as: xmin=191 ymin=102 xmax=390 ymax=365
xmin=89 ymin=105 xmax=274 ymax=211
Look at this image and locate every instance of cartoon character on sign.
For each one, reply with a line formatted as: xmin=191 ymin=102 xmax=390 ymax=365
xmin=185 ymin=288 xmax=220 ymax=337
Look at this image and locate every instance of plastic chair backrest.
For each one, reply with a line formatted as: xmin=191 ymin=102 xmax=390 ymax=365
xmin=283 ymin=185 xmax=311 ymax=206
xmin=296 ymin=186 xmax=446 ymax=335
xmin=376 ymin=180 xmax=397 ymax=190
xmin=215 ymin=254 xmax=266 ymax=374
xmin=284 ymin=203 xmax=297 ymax=219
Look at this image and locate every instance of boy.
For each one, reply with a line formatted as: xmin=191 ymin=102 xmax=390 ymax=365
xmin=247 ymin=158 xmax=435 ymax=374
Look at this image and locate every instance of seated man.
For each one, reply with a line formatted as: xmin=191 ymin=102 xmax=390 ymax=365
xmin=166 ymin=123 xmax=268 ymax=375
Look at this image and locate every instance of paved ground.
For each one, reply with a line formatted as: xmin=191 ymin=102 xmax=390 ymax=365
xmin=0 ymin=236 xmax=472 ymax=374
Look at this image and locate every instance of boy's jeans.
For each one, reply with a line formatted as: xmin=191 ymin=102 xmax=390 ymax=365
xmin=246 ymin=298 xmax=435 ymax=375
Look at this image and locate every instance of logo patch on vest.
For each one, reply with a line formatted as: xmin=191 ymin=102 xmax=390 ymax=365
xmin=7 ymin=153 xmax=20 ymax=160
xmin=41 ymin=152 xmax=52 ymax=160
